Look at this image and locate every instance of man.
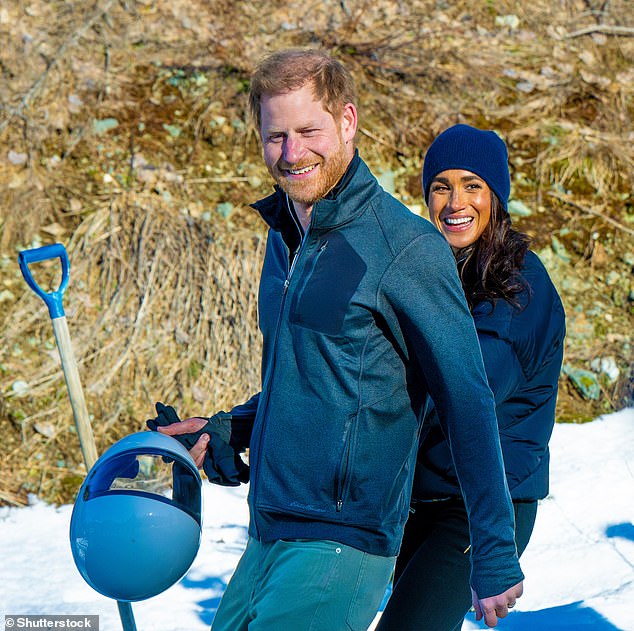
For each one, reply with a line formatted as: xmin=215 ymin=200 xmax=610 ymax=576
xmin=153 ymin=48 xmax=523 ymax=630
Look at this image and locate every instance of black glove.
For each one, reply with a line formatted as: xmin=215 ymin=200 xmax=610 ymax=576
xmin=146 ymin=402 xmax=249 ymax=486
xmin=147 ymin=402 xmax=203 ymax=451
xmin=202 ymin=432 xmax=250 ymax=487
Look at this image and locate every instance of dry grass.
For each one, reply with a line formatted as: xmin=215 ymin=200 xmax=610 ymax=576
xmin=0 ymin=0 xmax=633 ymax=504
xmin=1 ymin=199 xmax=264 ymax=504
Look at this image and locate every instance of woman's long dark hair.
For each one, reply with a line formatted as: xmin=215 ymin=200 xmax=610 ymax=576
xmin=455 ymin=194 xmax=530 ymax=311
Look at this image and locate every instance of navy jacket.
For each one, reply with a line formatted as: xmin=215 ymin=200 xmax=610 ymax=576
xmin=228 ymin=154 xmax=524 ymax=597
xmin=413 ymin=250 xmax=566 ymax=502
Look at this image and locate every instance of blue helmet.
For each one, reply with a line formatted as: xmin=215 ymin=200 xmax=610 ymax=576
xmin=70 ymin=431 xmax=202 ymax=602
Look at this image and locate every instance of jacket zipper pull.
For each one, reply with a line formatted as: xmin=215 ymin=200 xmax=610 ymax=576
xmin=336 ymin=499 xmax=343 ymax=512
xmin=284 ymin=245 xmax=302 ymax=294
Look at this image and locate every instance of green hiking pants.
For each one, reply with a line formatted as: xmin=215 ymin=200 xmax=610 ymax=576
xmin=211 ymin=537 xmax=395 ymax=631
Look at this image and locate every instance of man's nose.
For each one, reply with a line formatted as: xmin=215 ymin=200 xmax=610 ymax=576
xmin=282 ymin=135 xmax=304 ymax=164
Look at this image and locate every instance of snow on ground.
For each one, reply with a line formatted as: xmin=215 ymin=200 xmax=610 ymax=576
xmin=1 ymin=407 xmax=633 ymax=631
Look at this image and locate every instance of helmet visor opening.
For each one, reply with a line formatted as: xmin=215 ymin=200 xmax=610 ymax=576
xmin=85 ymin=452 xmax=201 ymax=525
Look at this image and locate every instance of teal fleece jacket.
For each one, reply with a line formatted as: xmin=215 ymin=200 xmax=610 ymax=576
xmin=229 ymin=154 xmax=524 ymax=598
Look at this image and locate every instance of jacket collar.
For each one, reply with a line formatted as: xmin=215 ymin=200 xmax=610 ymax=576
xmin=252 ymin=151 xmax=375 ymax=242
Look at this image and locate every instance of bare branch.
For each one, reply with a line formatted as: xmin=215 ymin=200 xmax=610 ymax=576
xmin=564 ymin=25 xmax=634 ymax=38
xmin=549 ymin=193 xmax=634 ymax=237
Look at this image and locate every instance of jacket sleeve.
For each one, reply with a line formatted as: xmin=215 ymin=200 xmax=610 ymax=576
xmin=478 ymin=333 xmax=522 ymax=405
xmin=226 ymin=392 xmax=260 ymax=451
xmin=381 ymin=231 xmax=524 ymax=598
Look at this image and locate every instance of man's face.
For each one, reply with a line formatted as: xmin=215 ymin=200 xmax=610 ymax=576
xmin=259 ymin=83 xmax=357 ymax=211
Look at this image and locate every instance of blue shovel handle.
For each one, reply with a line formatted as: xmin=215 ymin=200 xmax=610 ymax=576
xmin=18 ymin=243 xmax=70 ymax=319
xmin=19 ymin=243 xmax=138 ymax=631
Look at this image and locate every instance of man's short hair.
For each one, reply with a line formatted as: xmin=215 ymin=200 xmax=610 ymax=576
xmin=248 ymin=48 xmax=358 ymax=129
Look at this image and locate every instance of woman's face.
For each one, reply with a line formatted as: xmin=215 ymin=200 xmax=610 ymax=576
xmin=427 ymin=169 xmax=492 ymax=252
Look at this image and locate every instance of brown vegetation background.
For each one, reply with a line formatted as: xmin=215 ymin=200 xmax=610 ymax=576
xmin=0 ymin=0 xmax=632 ymax=505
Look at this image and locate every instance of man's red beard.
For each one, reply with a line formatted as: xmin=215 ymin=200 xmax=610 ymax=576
xmin=270 ymin=137 xmax=350 ymax=205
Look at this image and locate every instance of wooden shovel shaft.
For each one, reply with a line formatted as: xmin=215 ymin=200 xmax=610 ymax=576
xmin=20 ymin=244 xmax=136 ymax=631
xmin=51 ymin=316 xmax=98 ymax=470
xmin=52 ymin=316 xmax=137 ymax=630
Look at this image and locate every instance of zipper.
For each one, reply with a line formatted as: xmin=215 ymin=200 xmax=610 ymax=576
xmin=283 ymin=245 xmax=302 ymax=294
xmin=251 ymin=194 xmax=306 ymax=538
xmin=335 ymin=415 xmax=355 ymax=512
xmin=283 ymin=193 xmax=307 ymax=294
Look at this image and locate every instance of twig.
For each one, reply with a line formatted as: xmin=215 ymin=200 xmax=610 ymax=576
xmin=581 ymin=0 xmax=610 ymax=25
xmin=187 ymin=176 xmax=250 ymax=184
xmin=549 ymin=192 xmax=634 ymax=237
xmin=358 ymin=126 xmax=402 ymax=154
xmin=0 ymin=489 xmax=27 ymax=506
xmin=0 ymin=0 xmax=116 ymax=135
xmin=564 ymin=25 xmax=634 ymax=38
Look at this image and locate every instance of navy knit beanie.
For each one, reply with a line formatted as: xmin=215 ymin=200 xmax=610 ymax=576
xmin=422 ymin=124 xmax=510 ymax=212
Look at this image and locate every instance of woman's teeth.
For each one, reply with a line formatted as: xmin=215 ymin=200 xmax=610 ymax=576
xmin=445 ymin=216 xmax=473 ymax=225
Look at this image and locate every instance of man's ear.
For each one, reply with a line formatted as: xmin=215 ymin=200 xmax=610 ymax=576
xmin=341 ymin=102 xmax=358 ymax=143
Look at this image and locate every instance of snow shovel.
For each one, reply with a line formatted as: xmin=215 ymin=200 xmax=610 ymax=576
xmin=18 ymin=242 xmax=137 ymax=631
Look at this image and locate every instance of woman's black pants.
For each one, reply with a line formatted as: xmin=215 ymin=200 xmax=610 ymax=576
xmin=376 ymin=498 xmax=537 ymax=631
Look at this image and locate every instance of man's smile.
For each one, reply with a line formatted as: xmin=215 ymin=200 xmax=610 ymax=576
xmin=284 ymin=164 xmax=318 ymax=176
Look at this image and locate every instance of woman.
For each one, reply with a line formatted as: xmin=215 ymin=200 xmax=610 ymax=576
xmin=377 ymin=124 xmax=566 ymax=631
